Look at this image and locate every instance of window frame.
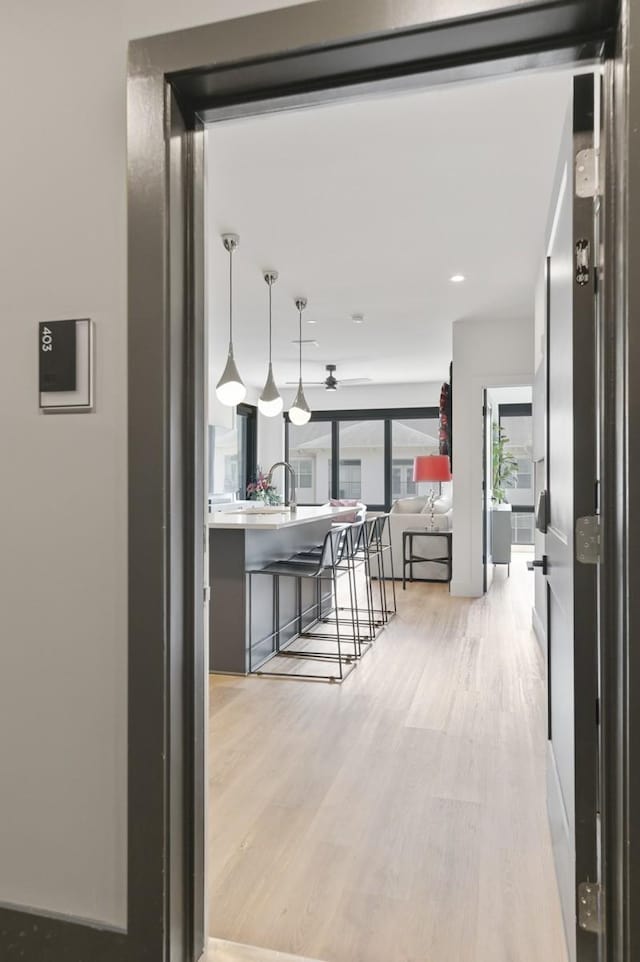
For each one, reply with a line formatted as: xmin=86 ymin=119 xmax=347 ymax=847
xmin=285 ymin=405 xmax=440 ymax=510
xmin=237 ymin=403 xmax=258 ymax=495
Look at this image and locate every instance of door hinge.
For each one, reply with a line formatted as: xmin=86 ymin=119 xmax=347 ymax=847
xmin=576 ymin=147 xmax=597 ymax=198
xmin=576 ymin=239 xmax=590 ymax=286
xmin=203 ymin=585 xmax=211 ymax=604
xmin=578 ymin=881 xmax=602 ymax=934
xmin=576 ymin=516 xmax=601 ymax=564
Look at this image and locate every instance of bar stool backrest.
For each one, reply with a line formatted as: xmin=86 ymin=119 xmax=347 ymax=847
xmin=363 ymin=516 xmax=379 ymax=552
xmin=374 ymin=513 xmax=391 ymax=547
xmin=319 ymin=523 xmax=349 ymax=571
xmin=347 ymin=511 xmax=366 ymax=558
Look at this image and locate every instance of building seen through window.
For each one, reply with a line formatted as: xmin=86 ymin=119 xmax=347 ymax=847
xmin=286 ymin=409 xmax=440 ymax=509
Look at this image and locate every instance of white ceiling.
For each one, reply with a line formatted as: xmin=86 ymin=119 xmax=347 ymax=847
xmin=206 ymin=68 xmax=572 ymax=390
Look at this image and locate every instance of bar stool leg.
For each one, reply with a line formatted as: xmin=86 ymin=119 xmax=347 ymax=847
xmin=362 ymin=545 xmax=376 ymax=638
xmin=347 ymin=557 xmax=360 ymax=659
xmin=332 ymin=568 xmax=343 ymax=681
xmin=274 ymin=574 xmax=280 ymax=653
xmin=248 ymin=571 xmax=253 ymax=673
xmin=385 ymin=522 xmax=398 ymax=613
xmin=402 ymin=533 xmax=407 ymax=591
xmin=377 ymin=538 xmax=389 ymax=624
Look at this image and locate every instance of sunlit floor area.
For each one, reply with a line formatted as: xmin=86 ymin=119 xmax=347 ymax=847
xmin=208 ymin=550 xmax=567 ymax=962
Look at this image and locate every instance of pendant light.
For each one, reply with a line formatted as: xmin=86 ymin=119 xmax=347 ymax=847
xmin=258 ymin=270 xmax=283 ymax=417
xmin=289 ymin=297 xmax=311 ymax=426
xmin=215 ymin=233 xmax=246 ymax=407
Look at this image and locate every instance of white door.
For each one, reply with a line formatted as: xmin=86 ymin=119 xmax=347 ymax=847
xmin=543 ymin=72 xmax=600 ymax=962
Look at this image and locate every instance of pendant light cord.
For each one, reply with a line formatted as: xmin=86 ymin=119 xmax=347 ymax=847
xmin=298 ymin=305 xmax=302 ymax=382
xmin=269 ymin=281 xmax=273 ymax=365
xmin=228 ymin=247 xmax=233 ymax=349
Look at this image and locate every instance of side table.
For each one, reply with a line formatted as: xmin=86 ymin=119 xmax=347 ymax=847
xmin=402 ymin=529 xmax=453 ymax=590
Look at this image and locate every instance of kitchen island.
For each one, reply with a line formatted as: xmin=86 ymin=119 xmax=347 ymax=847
xmin=208 ymin=504 xmax=355 ymax=673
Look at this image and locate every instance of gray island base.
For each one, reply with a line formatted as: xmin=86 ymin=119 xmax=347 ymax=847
xmin=208 ymin=505 xmax=356 ymax=674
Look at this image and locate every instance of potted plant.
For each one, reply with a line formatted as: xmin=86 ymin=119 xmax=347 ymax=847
xmin=492 ymin=422 xmax=519 ymax=507
xmin=246 ymin=467 xmax=281 ymax=506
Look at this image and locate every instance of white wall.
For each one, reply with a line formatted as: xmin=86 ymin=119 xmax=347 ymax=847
xmin=451 ymin=317 xmax=534 ymax=596
xmin=0 ymin=0 xmax=317 ymax=930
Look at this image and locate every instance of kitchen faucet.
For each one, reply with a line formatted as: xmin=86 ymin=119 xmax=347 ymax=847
xmin=266 ymin=461 xmax=297 ymax=511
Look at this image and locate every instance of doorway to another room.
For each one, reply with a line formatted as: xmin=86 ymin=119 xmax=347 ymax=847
xmin=204 ymin=64 xmax=591 ymax=962
xmin=483 ymin=385 xmax=535 ymax=594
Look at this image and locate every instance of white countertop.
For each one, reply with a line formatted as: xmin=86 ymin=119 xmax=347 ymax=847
xmin=208 ymin=504 xmax=357 ymax=531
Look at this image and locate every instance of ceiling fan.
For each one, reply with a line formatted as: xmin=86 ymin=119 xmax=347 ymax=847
xmin=287 ymin=364 xmax=371 ymax=391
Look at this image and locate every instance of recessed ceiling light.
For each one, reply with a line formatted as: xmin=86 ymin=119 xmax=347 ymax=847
xmin=450 ymin=274 xmax=465 ymax=283
xmin=307 ymin=318 xmax=317 ymax=325
xmin=352 ymin=313 xmax=364 ymax=324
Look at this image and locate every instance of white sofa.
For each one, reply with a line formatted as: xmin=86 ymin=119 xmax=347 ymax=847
xmin=372 ymin=493 xmax=453 ymax=581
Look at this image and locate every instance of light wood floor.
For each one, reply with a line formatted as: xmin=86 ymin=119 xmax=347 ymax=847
xmin=208 ymin=553 xmax=567 ymax=962
xmin=208 ymin=938 xmax=324 ymax=961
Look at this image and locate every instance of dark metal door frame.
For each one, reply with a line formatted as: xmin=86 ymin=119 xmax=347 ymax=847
xmin=599 ymin=6 xmax=640 ymax=961
xmin=544 ymin=74 xmax=599 ymax=962
xmin=4 ymin=2 xmax=633 ymax=960
xmin=125 ymin=3 xmax=630 ymax=961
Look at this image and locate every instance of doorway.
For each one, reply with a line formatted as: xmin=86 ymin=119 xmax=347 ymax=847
xmin=483 ymin=386 xmax=535 ymax=591
xmin=121 ymin=1 xmax=636 ymax=960
xmin=204 ymin=65 xmax=587 ymax=962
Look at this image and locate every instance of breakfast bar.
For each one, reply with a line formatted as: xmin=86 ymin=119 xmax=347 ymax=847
xmin=208 ymin=504 xmax=356 ymax=673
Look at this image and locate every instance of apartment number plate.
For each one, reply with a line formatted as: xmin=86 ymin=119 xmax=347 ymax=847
xmin=39 ymin=318 xmax=94 ymax=413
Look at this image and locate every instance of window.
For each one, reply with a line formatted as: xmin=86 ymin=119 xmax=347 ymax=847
xmin=209 ymin=424 xmax=242 ymax=500
xmin=285 ymin=406 xmax=440 ymax=510
xmin=338 ymin=459 xmax=362 ymax=499
xmin=391 ymin=417 xmax=440 ymax=501
xmin=291 ymin=457 xmax=314 ymax=490
xmin=208 ymin=403 xmax=257 ymax=504
xmin=392 ymin=460 xmax=416 ymax=499
xmin=224 ymin=454 xmax=239 ymax=492
xmin=516 ymin=457 xmax=533 ymax=490
xmin=287 ymin=421 xmax=331 ymax=503
xmin=338 ymin=420 xmax=384 ymax=505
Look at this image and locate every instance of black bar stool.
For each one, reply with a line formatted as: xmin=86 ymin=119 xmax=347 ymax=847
xmin=358 ymin=514 xmax=397 ymax=626
xmin=291 ymin=512 xmax=374 ymax=657
xmin=247 ymin=524 xmax=355 ymax=682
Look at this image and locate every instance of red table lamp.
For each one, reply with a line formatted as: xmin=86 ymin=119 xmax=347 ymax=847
xmin=413 ymin=455 xmax=452 ymax=484
xmin=413 ymin=455 xmax=452 ymax=529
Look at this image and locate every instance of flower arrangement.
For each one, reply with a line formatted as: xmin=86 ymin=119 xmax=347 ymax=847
xmin=247 ymin=468 xmax=281 ymax=505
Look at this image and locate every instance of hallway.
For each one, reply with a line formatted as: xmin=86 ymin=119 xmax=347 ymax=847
xmin=208 ymin=553 xmax=567 ymax=962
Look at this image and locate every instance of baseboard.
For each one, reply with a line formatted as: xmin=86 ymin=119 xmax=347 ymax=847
xmin=532 ymin=606 xmax=547 ymax=654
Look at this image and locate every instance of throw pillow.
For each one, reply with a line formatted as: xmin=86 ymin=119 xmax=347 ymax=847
xmin=330 ymin=498 xmax=366 ymax=523
xmin=391 ymin=496 xmax=428 ymax=514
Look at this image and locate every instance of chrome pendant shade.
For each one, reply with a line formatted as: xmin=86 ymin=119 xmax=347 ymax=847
xmin=258 ymin=270 xmax=283 ymax=417
xmin=216 ymin=233 xmax=247 ymax=407
xmin=289 ymin=297 xmax=312 ymax=426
